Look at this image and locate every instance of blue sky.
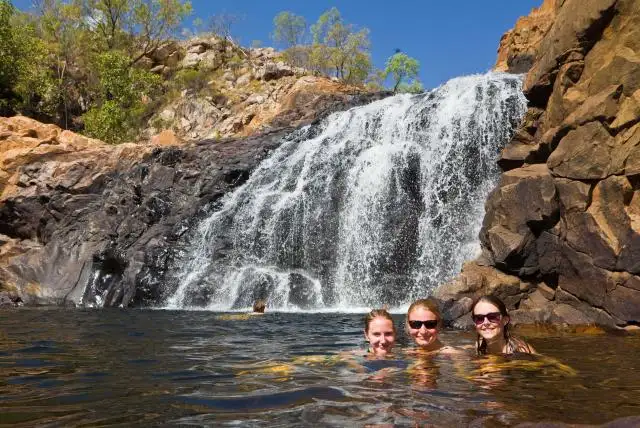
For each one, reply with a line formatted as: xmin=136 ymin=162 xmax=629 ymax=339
xmin=14 ymin=0 xmax=543 ymax=89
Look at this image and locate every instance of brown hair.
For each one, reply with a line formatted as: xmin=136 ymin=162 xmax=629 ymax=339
xmin=405 ymin=298 xmax=443 ymax=332
xmin=472 ymin=295 xmax=531 ymax=355
xmin=364 ymin=309 xmax=396 ymax=333
xmin=252 ymin=300 xmax=266 ymax=313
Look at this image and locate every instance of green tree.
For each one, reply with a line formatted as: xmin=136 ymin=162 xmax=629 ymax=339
xmin=29 ymin=0 xmax=89 ymax=125
xmin=384 ymin=52 xmax=420 ymax=93
xmin=5 ymin=0 xmax=190 ymax=129
xmin=83 ymin=50 xmax=161 ymax=143
xmin=81 ymin=0 xmax=192 ymax=64
xmin=310 ymin=7 xmax=341 ymax=45
xmin=0 ymin=1 xmax=62 ymax=118
xmin=364 ymin=68 xmax=386 ymax=92
xmin=310 ymin=7 xmax=371 ymax=83
xmin=272 ymin=11 xmax=306 ymax=49
xmin=0 ymin=0 xmax=20 ymax=113
xmin=340 ymin=29 xmax=371 ymax=84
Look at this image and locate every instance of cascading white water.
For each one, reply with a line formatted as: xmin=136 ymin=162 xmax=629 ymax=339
xmin=165 ymin=72 xmax=527 ymax=311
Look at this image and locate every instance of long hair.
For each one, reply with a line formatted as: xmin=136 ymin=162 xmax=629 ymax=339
xmin=364 ymin=309 xmax=396 ymax=334
xmin=472 ymin=295 xmax=531 ymax=355
xmin=405 ymin=298 xmax=443 ymax=334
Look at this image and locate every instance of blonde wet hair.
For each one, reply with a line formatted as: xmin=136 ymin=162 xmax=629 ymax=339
xmin=364 ymin=308 xmax=396 ymax=333
xmin=405 ymin=298 xmax=443 ymax=333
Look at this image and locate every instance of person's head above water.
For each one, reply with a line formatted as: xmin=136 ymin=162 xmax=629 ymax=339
xmin=472 ymin=295 xmax=534 ymax=355
xmin=252 ymin=300 xmax=266 ymax=313
xmin=363 ymin=309 xmax=396 ymax=357
xmin=406 ymin=298 xmax=443 ymax=351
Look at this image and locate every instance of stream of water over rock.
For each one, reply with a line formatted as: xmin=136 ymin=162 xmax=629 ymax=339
xmin=165 ymin=72 xmax=527 ymax=311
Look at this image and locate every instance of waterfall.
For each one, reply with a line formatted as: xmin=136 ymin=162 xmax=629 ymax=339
xmin=164 ymin=72 xmax=527 ymax=311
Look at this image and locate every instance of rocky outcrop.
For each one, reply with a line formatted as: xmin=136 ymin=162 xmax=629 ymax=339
xmin=148 ymin=74 xmax=371 ymax=142
xmin=494 ymin=0 xmax=559 ymax=73
xmin=438 ymin=0 xmax=640 ymax=329
xmin=0 ymin=91 xmax=387 ymax=307
xmin=139 ymin=35 xmax=374 ymax=143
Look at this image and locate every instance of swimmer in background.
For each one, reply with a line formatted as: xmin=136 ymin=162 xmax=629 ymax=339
xmin=215 ymin=300 xmax=267 ymax=321
xmin=471 ymin=295 xmax=536 ymax=355
xmin=252 ymin=299 xmax=266 ymax=314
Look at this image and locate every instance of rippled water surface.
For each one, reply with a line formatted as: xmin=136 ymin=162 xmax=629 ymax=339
xmin=1 ymin=309 xmax=640 ymax=426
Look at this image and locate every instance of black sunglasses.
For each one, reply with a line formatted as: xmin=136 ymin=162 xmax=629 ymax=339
xmin=408 ymin=320 xmax=438 ymax=329
xmin=472 ymin=312 xmax=502 ymax=325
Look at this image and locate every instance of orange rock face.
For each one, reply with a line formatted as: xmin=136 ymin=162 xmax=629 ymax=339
xmin=438 ymin=0 xmax=640 ymax=328
xmin=494 ymin=0 xmax=558 ymax=73
xmin=0 ymin=116 xmax=187 ymax=304
xmin=0 ymin=116 xmax=179 ymax=201
xmin=241 ymin=76 xmax=368 ymax=136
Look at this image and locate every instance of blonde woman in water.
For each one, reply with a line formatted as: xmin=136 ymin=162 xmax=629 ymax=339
xmin=405 ymin=298 xmax=461 ymax=354
xmin=363 ymin=308 xmax=397 ymax=356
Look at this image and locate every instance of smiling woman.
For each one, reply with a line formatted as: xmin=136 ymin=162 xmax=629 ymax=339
xmin=472 ymin=295 xmax=536 ymax=355
xmin=405 ymin=298 xmax=444 ymax=351
xmin=363 ymin=309 xmax=396 ymax=356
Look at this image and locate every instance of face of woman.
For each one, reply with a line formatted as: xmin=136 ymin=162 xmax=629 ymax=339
xmin=473 ymin=300 xmax=508 ymax=342
xmin=364 ymin=317 xmax=396 ymax=356
xmin=407 ymin=307 xmax=439 ymax=348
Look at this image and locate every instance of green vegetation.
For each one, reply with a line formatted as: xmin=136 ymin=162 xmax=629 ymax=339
xmin=0 ymin=0 xmax=18 ymax=114
xmin=384 ymin=52 xmax=422 ymax=93
xmin=272 ymin=11 xmax=306 ymax=49
xmin=173 ymin=68 xmax=211 ymax=93
xmin=271 ymin=8 xmax=422 ymax=90
xmin=83 ymin=51 xmax=161 ymax=143
xmin=0 ymin=1 xmax=424 ymax=143
xmin=272 ymin=7 xmax=373 ymax=85
xmin=0 ymin=0 xmax=191 ymax=142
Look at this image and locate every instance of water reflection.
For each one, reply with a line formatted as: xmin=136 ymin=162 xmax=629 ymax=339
xmin=1 ymin=309 xmax=640 ymax=426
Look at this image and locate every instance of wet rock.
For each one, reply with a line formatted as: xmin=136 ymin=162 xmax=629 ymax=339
xmin=0 ymin=291 xmax=20 ymax=307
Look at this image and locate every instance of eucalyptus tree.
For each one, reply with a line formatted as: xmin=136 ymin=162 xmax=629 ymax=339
xmin=0 ymin=0 xmax=19 ymax=112
xmin=384 ymin=51 xmax=421 ymax=93
xmin=310 ymin=7 xmax=371 ymax=84
xmin=272 ymin=11 xmax=306 ymax=48
xmin=80 ymin=0 xmax=192 ymax=64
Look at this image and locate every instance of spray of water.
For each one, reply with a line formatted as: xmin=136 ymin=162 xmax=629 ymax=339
xmin=164 ymin=72 xmax=527 ymax=311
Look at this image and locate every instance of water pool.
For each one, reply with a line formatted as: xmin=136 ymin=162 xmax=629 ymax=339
xmin=1 ymin=309 xmax=639 ymax=426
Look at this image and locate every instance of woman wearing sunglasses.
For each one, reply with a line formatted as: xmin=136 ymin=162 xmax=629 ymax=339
xmin=406 ymin=298 xmax=447 ymax=352
xmin=472 ymin=295 xmax=535 ymax=355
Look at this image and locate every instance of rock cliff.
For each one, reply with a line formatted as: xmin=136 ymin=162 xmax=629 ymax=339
xmin=0 ymin=89 xmax=385 ymax=306
xmin=494 ymin=0 xmax=559 ymax=73
xmin=437 ymin=0 xmax=640 ymax=329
